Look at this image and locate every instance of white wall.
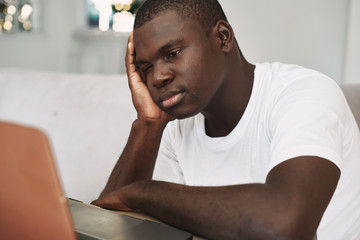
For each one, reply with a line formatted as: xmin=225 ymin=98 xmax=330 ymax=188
xmin=219 ymin=0 xmax=349 ymax=82
xmin=0 ymin=0 xmax=357 ymax=83
xmin=0 ymin=0 xmax=79 ymax=73
xmin=343 ymin=0 xmax=360 ymax=84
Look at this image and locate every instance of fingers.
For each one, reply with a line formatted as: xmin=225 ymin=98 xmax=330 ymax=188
xmin=126 ymin=31 xmax=146 ymax=92
xmin=126 ymin=31 xmax=136 ymax=75
xmin=91 ymin=192 xmax=135 ymax=212
xmin=123 ymin=32 xmax=170 ymax=121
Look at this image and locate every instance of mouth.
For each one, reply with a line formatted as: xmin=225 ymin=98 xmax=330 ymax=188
xmin=160 ymin=91 xmax=185 ymax=108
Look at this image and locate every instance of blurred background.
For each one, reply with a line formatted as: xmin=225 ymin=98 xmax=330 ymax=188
xmin=0 ymin=0 xmax=359 ymax=84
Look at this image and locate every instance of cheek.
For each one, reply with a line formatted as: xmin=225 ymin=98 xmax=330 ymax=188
xmin=184 ymin=61 xmax=215 ymax=96
xmin=179 ymin=55 xmax=203 ymax=85
xmin=145 ymin=84 xmax=160 ymax=107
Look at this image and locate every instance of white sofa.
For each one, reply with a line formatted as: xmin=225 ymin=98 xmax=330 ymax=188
xmin=0 ymin=68 xmax=136 ymax=202
xmin=1 ymin=68 xmax=359 ymax=203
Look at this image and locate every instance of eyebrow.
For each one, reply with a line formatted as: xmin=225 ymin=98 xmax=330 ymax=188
xmin=158 ymin=38 xmax=185 ymax=54
xmin=135 ymin=38 xmax=185 ymax=66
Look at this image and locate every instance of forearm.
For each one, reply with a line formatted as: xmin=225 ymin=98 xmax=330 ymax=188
xmin=95 ymin=156 xmax=337 ymax=240
xmin=123 ymin=157 xmax=337 ymax=240
xmin=99 ymin=119 xmax=167 ymax=197
xmin=125 ymin=181 xmax=287 ymax=240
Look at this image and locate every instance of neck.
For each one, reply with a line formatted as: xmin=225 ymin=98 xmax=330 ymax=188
xmin=202 ymin=51 xmax=255 ymax=137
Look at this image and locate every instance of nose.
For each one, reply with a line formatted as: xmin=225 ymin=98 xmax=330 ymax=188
xmin=151 ymin=64 xmax=174 ymax=88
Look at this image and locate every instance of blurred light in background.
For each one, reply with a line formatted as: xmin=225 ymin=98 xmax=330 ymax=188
xmin=112 ymin=11 xmax=133 ymax=32
xmin=3 ymin=18 xmax=12 ymax=30
xmin=87 ymin=0 xmax=144 ymax=32
xmin=7 ymin=4 xmax=16 ymax=15
xmin=0 ymin=0 xmax=34 ymax=33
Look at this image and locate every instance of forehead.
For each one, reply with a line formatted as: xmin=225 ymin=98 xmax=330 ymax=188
xmin=133 ymin=11 xmax=205 ymax=59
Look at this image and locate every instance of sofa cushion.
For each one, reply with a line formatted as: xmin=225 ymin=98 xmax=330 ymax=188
xmin=0 ymin=68 xmax=136 ymax=202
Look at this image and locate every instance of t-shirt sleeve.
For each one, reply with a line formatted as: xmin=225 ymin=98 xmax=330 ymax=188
xmin=152 ymin=122 xmax=185 ymax=184
xmin=268 ymin=75 xmax=349 ymax=172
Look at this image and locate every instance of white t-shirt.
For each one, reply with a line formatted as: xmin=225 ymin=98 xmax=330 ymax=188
xmin=152 ymin=62 xmax=360 ymax=240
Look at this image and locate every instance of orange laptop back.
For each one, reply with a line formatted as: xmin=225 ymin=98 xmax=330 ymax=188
xmin=0 ymin=121 xmax=76 ymax=240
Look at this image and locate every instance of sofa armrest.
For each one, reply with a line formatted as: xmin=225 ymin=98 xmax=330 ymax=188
xmin=341 ymin=84 xmax=360 ymax=129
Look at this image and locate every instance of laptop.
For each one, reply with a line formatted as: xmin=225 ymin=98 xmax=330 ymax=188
xmin=0 ymin=121 xmax=193 ymax=240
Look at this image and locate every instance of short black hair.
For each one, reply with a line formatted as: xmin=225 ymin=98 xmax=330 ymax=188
xmin=134 ymin=0 xmax=228 ymax=34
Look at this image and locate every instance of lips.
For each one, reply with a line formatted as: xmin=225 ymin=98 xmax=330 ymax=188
xmin=160 ymin=91 xmax=185 ymax=108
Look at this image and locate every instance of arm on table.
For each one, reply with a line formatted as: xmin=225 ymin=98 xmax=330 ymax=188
xmin=95 ymin=156 xmax=339 ymax=240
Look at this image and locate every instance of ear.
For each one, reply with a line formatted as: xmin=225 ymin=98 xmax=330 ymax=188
xmin=213 ymin=20 xmax=234 ymax=52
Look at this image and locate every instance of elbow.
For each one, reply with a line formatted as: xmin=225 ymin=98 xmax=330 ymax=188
xmin=261 ymin=225 xmax=313 ymax=240
xmin=274 ymin=221 xmax=318 ymax=240
xmin=271 ymin=209 xmax=318 ymax=240
xmin=270 ymin=227 xmax=316 ymax=240
xmin=233 ymin=212 xmax=317 ymax=240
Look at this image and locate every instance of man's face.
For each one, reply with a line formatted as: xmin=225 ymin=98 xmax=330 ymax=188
xmin=134 ymin=11 xmax=227 ymax=119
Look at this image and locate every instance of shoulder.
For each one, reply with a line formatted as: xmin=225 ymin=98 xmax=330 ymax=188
xmin=253 ymin=62 xmax=347 ymax=128
xmin=255 ymin=62 xmax=344 ymax=108
xmin=262 ymin=63 xmax=348 ymax=123
xmin=270 ymin=62 xmax=339 ymax=92
xmin=258 ymin=62 xmax=334 ymax=86
xmin=253 ymin=62 xmax=343 ymax=104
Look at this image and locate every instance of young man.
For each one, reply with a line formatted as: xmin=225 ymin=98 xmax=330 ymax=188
xmin=92 ymin=0 xmax=360 ymax=239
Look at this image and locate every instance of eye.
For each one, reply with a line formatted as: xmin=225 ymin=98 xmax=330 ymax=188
xmin=166 ymin=49 xmax=181 ymax=60
xmin=141 ymin=65 xmax=152 ymax=73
